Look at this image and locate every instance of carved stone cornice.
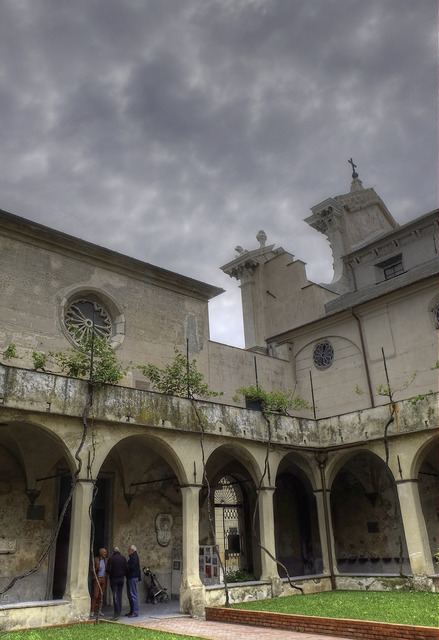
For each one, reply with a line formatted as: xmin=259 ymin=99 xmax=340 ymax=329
xmin=221 ymin=244 xmax=276 ymax=281
xmin=305 ymin=198 xmax=343 ymax=236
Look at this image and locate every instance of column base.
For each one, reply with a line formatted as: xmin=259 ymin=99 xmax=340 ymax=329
xmin=180 ymin=583 xmax=206 ymax=617
xmin=270 ymin=576 xmax=284 ymax=598
xmin=408 ymin=575 xmax=435 ymax=591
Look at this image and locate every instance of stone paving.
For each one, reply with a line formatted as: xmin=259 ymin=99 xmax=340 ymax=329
xmin=134 ymin=616 xmax=348 ymax=640
xmin=99 ymin=600 xmax=351 ymax=640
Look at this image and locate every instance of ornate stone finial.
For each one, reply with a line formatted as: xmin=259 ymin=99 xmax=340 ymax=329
xmin=256 ymin=230 xmax=267 ymax=248
xmin=348 ymin=158 xmax=359 ymax=179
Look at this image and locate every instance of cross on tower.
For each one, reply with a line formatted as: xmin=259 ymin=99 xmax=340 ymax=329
xmin=348 ymin=157 xmax=359 ymax=179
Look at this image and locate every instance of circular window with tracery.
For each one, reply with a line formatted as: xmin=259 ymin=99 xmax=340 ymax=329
xmin=313 ymin=341 xmax=334 ymax=370
xmin=64 ymin=298 xmax=113 ymax=346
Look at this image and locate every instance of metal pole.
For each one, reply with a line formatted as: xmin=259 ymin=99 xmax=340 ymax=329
xmin=309 ymin=370 xmax=317 ymax=419
xmin=254 ymin=355 xmax=259 ymax=389
xmin=381 ymin=347 xmax=391 ymax=398
xmin=186 ymin=338 xmax=190 ymax=398
xmin=89 ymin=315 xmax=96 ymax=384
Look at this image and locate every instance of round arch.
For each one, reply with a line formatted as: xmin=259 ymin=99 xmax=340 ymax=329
xmin=326 ymin=446 xmax=390 ymax=490
xmin=330 ymin=449 xmax=408 ymax=575
xmin=410 ymin=433 xmax=439 ymax=479
xmin=201 ymin=444 xmax=261 ymax=582
xmin=412 ymin=435 xmax=438 ymax=572
xmin=0 ymin=419 xmax=77 ymax=604
xmin=204 ymin=442 xmax=263 ymax=487
xmin=274 ymin=451 xmax=323 ymax=577
xmin=92 ymin=433 xmax=187 ymax=599
xmin=276 ymin=450 xmax=318 ymax=490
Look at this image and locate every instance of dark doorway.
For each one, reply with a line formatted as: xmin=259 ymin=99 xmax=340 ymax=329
xmin=91 ymin=476 xmax=111 ymax=555
xmin=52 ymin=474 xmax=72 ymax=599
xmin=274 ymin=472 xmax=319 ymax=576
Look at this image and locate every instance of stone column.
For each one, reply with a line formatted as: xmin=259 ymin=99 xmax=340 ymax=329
xmin=257 ymin=486 xmax=283 ymax=597
xmin=314 ymin=489 xmax=337 ymax=584
xmin=240 ymin=279 xmax=258 ymax=349
xmin=396 ymin=479 xmax=434 ymax=582
xmin=64 ymin=479 xmax=94 ymax=615
xmin=179 ymin=484 xmax=205 ymax=617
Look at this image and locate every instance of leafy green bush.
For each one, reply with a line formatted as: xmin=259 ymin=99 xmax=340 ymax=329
xmin=50 ymin=334 xmax=125 ymax=386
xmin=233 ymin=384 xmax=309 ymax=414
xmin=225 ymin=568 xmax=256 ymax=583
xmin=138 ymin=349 xmax=222 ymax=399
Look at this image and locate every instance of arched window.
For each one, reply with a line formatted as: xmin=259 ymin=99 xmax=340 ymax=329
xmin=214 ymin=476 xmax=244 ymax=575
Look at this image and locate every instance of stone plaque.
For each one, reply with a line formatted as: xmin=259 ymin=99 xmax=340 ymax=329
xmin=0 ymin=538 xmax=16 ymax=554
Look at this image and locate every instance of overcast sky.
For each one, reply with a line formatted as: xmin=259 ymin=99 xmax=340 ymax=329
xmin=1 ymin=0 xmax=437 ymax=347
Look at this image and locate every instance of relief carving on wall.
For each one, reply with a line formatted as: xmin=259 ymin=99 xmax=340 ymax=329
xmin=155 ymin=513 xmax=173 ymax=547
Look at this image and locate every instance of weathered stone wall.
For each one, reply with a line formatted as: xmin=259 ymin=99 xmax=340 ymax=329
xmin=0 ymin=229 xmax=213 ymax=391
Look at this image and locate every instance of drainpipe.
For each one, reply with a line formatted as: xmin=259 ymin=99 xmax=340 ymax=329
xmin=315 ymin=452 xmax=336 ymax=591
xmin=351 ymin=308 xmax=375 ymax=408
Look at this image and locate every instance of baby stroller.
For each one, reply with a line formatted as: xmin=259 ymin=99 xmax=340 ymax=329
xmin=142 ymin=567 xmax=169 ymax=604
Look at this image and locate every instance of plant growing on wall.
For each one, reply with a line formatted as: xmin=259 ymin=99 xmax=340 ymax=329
xmin=233 ymin=384 xmax=310 ymax=415
xmin=32 ymin=350 xmax=47 ymax=371
xmin=138 ymin=349 xmax=222 ymax=399
xmin=50 ymin=333 xmax=125 ymax=386
xmin=2 ymin=343 xmax=18 ymax=361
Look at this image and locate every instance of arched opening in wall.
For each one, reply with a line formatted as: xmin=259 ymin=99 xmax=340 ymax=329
xmin=213 ymin=477 xmax=244 ymax=580
xmin=0 ymin=422 xmax=74 ymax=603
xmin=203 ymin=447 xmax=258 ymax=583
xmin=330 ymin=451 xmax=409 ymax=575
xmin=417 ymin=438 xmax=439 ymax=573
xmin=274 ymin=456 xmax=321 ymax=577
xmin=98 ymin=435 xmax=182 ymax=602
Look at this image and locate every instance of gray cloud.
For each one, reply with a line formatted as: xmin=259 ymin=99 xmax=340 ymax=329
xmin=0 ymin=0 xmax=436 ymax=346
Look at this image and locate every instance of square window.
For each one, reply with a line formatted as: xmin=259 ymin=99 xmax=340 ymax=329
xmin=383 ymin=262 xmax=404 ymax=280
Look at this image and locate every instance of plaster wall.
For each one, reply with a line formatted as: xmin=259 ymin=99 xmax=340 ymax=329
xmin=285 ymin=280 xmax=437 ymax=419
xmin=340 ymin=201 xmax=394 ymax=253
xmin=207 ymin=341 xmax=295 ymax=406
xmin=361 ymin=284 xmax=438 ymax=394
xmin=350 ymin=216 xmax=437 ymax=289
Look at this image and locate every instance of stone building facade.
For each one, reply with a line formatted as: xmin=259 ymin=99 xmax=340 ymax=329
xmin=0 ymin=174 xmax=437 ymax=630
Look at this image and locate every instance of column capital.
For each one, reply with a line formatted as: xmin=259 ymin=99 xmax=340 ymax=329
xmin=179 ymin=483 xmax=203 ymax=490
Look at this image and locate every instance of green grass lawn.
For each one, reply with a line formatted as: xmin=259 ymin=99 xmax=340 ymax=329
xmin=2 ymin=623 xmax=204 ymax=640
xmin=233 ymin=590 xmax=439 ymax=627
xmin=4 ymin=591 xmax=439 ymax=637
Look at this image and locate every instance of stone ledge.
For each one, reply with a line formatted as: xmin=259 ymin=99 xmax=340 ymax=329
xmin=205 ymin=606 xmax=439 ymax=640
xmin=0 ymin=600 xmax=69 ymax=610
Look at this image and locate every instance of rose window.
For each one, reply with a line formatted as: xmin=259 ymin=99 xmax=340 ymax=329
xmin=64 ymin=298 xmax=112 ymax=346
xmin=313 ymin=341 xmax=334 ymax=370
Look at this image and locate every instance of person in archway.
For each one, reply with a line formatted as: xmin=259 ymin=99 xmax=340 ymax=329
xmin=90 ymin=547 xmax=108 ymax=618
xmin=125 ymin=544 xmax=141 ymax=617
xmin=106 ymin=546 xmax=127 ymax=621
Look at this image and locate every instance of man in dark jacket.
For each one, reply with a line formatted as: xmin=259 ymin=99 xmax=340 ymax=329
xmin=125 ymin=544 xmax=141 ymax=617
xmin=106 ymin=546 xmax=127 ymax=620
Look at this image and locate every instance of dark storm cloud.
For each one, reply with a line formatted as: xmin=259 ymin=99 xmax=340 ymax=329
xmin=0 ymin=0 xmax=437 ymax=346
